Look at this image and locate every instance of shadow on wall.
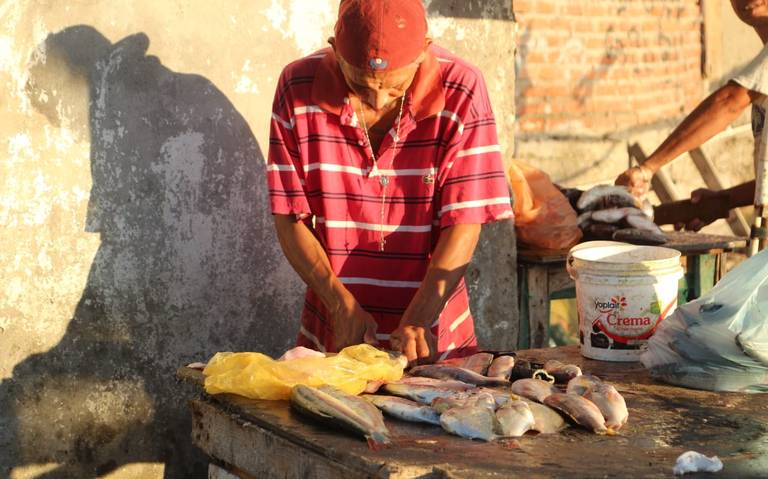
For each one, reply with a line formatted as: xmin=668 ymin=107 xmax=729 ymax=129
xmin=426 ymin=0 xmax=514 ymax=20
xmin=0 ymin=25 xmax=298 ymax=478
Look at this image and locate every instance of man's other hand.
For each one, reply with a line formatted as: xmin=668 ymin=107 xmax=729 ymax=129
xmin=331 ymin=296 xmax=378 ymax=351
xmin=674 ymin=188 xmax=724 ymax=232
xmin=615 ymin=165 xmax=653 ymax=199
xmin=390 ymin=322 xmax=437 ymax=365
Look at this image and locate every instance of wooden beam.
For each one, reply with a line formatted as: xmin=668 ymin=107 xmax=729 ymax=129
xmin=689 ymin=147 xmax=750 ymax=236
xmin=702 ymin=0 xmax=724 ymax=81
xmin=627 ymin=143 xmax=684 ymax=203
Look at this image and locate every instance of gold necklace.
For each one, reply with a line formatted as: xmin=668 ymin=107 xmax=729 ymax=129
xmin=358 ymin=96 xmax=405 ymax=251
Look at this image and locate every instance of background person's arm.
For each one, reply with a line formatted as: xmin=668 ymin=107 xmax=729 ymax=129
xmin=273 ymin=214 xmax=378 ymax=350
xmin=389 ymin=223 xmax=481 ymax=363
xmin=616 ymin=81 xmax=756 ymax=197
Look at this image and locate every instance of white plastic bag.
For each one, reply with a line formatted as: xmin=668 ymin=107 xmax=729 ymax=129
xmin=641 ymin=249 xmax=768 ymax=392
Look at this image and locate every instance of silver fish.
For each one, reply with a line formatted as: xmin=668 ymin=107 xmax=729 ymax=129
xmin=591 ymin=207 xmax=645 ymax=224
xmin=521 ymin=398 xmax=567 ymax=434
xmin=577 ymin=185 xmax=639 ymax=211
xmin=495 ymin=400 xmax=535 ymax=437
xmin=626 ymin=214 xmax=665 ymax=233
xmin=409 ymin=364 xmax=510 ymax=387
xmin=613 ymin=228 xmax=667 ymax=245
xmin=577 ymin=211 xmax=593 ymax=229
xmin=363 ymin=394 xmax=441 ymax=426
xmin=382 ymin=381 xmax=471 ymax=405
xmin=544 ymin=360 xmax=583 ymax=384
xmin=487 ymin=355 xmax=516 ymax=380
xmin=510 ymin=378 xmax=559 ymax=403
xmin=543 ymin=393 xmax=608 ymax=435
xmin=566 ymin=374 xmax=604 ymax=396
xmin=440 ymin=405 xmax=499 ymax=441
xmin=440 ymin=352 xmax=494 ymax=375
xmin=394 ymin=376 xmax=475 ymax=390
xmin=583 ymin=383 xmax=628 ymax=430
xmin=290 ymin=385 xmax=391 ymax=449
xmin=431 ymin=391 xmax=496 ymax=413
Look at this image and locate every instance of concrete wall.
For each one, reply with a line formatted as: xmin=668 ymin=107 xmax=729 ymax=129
xmin=0 ymin=1 xmax=516 ymax=478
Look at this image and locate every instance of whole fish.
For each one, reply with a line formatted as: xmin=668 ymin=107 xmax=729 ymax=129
xmin=521 ymin=398 xmax=567 ymax=434
xmin=432 ymin=391 xmax=496 ymax=413
xmin=543 ymin=393 xmax=609 ymax=435
xmin=439 ymin=352 xmax=494 ymax=375
xmin=440 ymin=405 xmax=499 ymax=441
xmin=475 ymin=388 xmax=519 ymax=408
xmin=577 ymin=211 xmax=593 ymax=229
xmin=290 ymin=385 xmax=391 ymax=449
xmin=394 ymin=376 xmax=475 ymax=390
xmin=613 ymin=228 xmax=667 ymax=245
xmin=510 ymin=378 xmax=559 ymax=403
xmin=278 ymin=346 xmax=326 ymax=361
xmin=410 ymin=364 xmax=510 ymax=387
xmin=495 ymin=400 xmax=535 ymax=437
xmin=566 ymin=374 xmax=604 ymax=396
xmin=363 ymin=394 xmax=441 ymax=426
xmin=591 ymin=207 xmax=645 ymax=224
xmin=487 ymin=355 xmax=516 ymax=380
xmin=577 ymin=185 xmax=639 ymax=211
xmin=584 ymin=222 xmax=620 ymax=239
xmin=583 ymin=383 xmax=628 ymax=430
xmin=626 ymin=214 xmax=665 ymax=233
xmin=544 ymin=360 xmax=583 ymax=384
xmin=382 ymin=381 xmax=470 ymax=405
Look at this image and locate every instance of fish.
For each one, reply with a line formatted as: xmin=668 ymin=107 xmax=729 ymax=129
xmin=521 ymin=398 xmax=568 ymax=434
xmin=277 ymin=346 xmax=326 ymax=361
xmin=577 ymin=211 xmax=593 ymax=229
xmin=543 ymin=360 xmax=583 ymax=384
xmin=487 ymin=355 xmax=516 ymax=380
xmin=475 ymin=388 xmax=519 ymax=408
xmin=290 ymin=384 xmax=391 ymax=449
xmin=440 ymin=405 xmax=499 ymax=441
xmin=409 ymin=364 xmax=510 ymax=387
xmin=584 ymin=222 xmax=620 ymax=239
xmin=591 ymin=207 xmax=645 ymax=224
xmin=439 ymin=352 xmax=494 ymax=375
xmin=394 ymin=376 xmax=475 ymax=390
xmin=495 ymin=400 xmax=535 ymax=437
xmin=583 ymin=383 xmax=628 ymax=430
xmin=382 ymin=381 xmax=471 ymax=405
xmin=625 ymin=214 xmax=665 ymax=233
xmin=510 ymin=378 xmax=559 ymax=403
xmin=613 ymin=228 xmax=667 ymax=245
xmin=431 ymin=391 xmax=497 ymax=413
xmin=566 ymin=374 xmax=604 ymax=396
xmin=543 ymin=393 xmax=609 ymax=435
xmin=577 ymin=185 xmax=639 ymax=212
xmin=363 ymin=394 xmax=442 ymax=426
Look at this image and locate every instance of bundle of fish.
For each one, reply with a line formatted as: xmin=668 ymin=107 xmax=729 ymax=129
xmin=288 ymin=352 xmax=628 ymax=447
xmin=575 ymin=185 xmax=667 ymax=245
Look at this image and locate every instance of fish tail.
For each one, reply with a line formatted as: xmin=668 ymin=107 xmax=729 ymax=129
xmin=366 ymin=432 xmax=391 ymax=451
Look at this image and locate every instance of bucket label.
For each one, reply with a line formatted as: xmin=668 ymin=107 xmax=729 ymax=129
xmin=584 ymin=295 xmax=674 ymax=349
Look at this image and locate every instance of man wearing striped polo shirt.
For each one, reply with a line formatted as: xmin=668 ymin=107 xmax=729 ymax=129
xmin=267 ymin=0 xmax=513 ymax=363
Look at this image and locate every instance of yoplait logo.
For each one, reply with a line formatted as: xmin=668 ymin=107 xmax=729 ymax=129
xmin=594 ymin=295 xmax=627 ymax=313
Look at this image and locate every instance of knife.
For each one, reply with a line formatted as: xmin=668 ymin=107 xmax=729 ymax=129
xmin=653 ymin=195 xmax=732 ymax=226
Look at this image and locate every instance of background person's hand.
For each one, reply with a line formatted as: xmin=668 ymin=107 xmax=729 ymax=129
xmin=615 ymin=165 xmax=653 ymax=199
xmin=674 ymin=188 xmax=723 ymax=232
xmin=390 ymin=320 xmax=438 ymax=365
xmin=330 ymin=295 xmax=379 ymax=351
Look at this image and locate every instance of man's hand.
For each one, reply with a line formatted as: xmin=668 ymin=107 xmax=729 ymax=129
xmin=389 ymin=320 xmax=437 ymax=365
xmin=615 ymin=165 xmax=653 ymax=199
xmin=330 ymin=294 xmax=379 ymax=351
xmin=674 ymin=188 xmax=726 ymax=232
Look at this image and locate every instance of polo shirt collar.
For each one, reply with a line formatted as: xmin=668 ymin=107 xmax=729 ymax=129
xmin=311 ymin=46 xmax=445 ymax=123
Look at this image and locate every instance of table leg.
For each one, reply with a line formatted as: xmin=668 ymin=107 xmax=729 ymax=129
xmin=687 ymin=254 xmax=718 ymax=301
xmin=526 ymin=266 xmax=550 ymax=349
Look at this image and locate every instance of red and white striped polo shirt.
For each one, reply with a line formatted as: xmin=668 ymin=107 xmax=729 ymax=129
xmin=267 ymin=44 xmax=513 ymax=359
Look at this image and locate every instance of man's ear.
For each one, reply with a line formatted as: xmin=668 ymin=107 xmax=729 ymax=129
xmin=425 ymin=37 xmax=433 ymax=48
xmin=328 ymin=36 xmax=336 ymax=51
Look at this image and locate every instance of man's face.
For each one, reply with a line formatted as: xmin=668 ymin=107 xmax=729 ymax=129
xmin=331 ymin=37 xmax=426 ymax=112
xmin=731 ymin=0 xmax=768 ymax=28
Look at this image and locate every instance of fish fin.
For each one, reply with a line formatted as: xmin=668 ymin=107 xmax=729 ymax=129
xmin=366 ymin=433 xmax=391 ymax=451
xmin=605 ymin=427 xmax=618 ymax=436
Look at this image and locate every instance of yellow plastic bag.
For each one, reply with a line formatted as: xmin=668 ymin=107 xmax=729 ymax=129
xmin=203 ymin=344 xmax=404 ymax=400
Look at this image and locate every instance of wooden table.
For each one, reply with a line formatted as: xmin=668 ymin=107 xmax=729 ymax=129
xmin=517 ymin=231 xmax=746 ymax=349
xmin=179 ymin=346 xmax=768 ymax=479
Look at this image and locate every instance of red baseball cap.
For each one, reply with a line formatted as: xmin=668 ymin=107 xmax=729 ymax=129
xmin=334 ymin=0 xmax=428 ymax=72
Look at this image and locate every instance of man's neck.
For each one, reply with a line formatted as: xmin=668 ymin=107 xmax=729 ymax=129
xmin=756 ymin=26 xmax=768 ymax=45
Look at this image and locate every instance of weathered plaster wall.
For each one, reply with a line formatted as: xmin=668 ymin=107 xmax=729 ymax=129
xmin=0 ymin=1 xmax=516 ymax=478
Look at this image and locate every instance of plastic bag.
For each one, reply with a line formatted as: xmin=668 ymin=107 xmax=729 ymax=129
xmin=203 ymin=344 xmax=405 ymax=400
xmin=508 ymin=160 xmax=582 ymax=249
xmin=641 ymin=249 xmax=768 ymax=392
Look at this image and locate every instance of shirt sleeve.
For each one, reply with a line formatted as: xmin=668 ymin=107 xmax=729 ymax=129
xmin=267 ymin=69 xmax=312 ymax=217
xmin=435 ymin=72 xmax=513 ymax=228
xmin=732 ymin=44 xmax=768 ymax=98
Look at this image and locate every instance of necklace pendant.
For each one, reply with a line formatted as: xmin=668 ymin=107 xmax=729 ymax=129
xmin=379 ymin=237 xmax=386 ymax=251
xmin=423 ymin=174 xmax=434 ymax=185
xmin=379 ymin=176 xmax=390 ymax=186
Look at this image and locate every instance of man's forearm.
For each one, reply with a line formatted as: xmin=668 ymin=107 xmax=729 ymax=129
xmin=273 ymin=214 xmax=351 ymax=314
xmin=644 ymin=82 xmax=752 ymax=173
xmin=400 ymin=224 xmax=481 ymax=327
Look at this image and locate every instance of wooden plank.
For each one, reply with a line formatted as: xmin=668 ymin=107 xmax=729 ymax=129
xmin=627 ymin=143 xmax=684 ymax=203
xmin=181 ymin=346 xmax=768 ymax=479
xmin=689 ymin=147 xmax=750 ymax=237
xmin=702 ymin=0 xmax=724 ymax=81
xmin=526 ymin=266 xmax=550 ymax=349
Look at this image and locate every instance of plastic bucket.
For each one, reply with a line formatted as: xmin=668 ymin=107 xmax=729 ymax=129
xmin=567 ymin=241 xmax=684 ymax=362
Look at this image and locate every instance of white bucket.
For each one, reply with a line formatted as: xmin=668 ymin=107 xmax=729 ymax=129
xmin=567 ymin=241 xmax=684 ymax=362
